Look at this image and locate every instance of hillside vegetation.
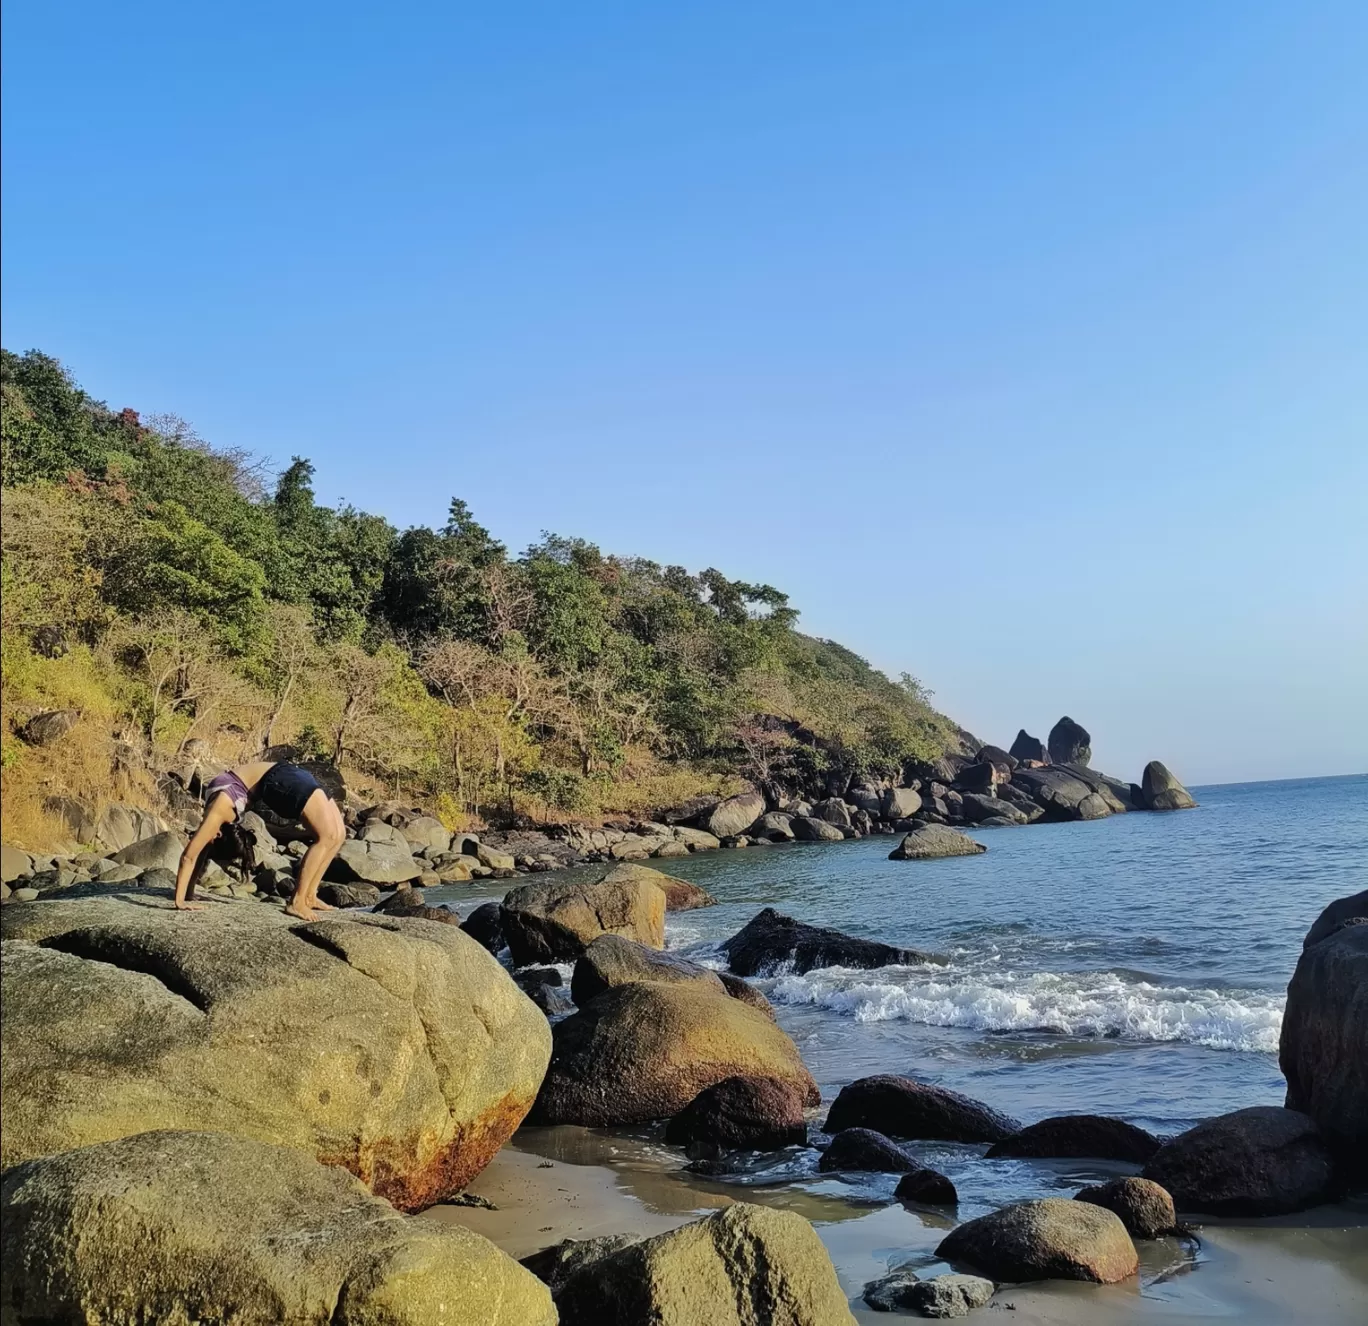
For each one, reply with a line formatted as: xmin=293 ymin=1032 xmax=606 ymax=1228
xmin=1 ymin=349 xmax=956 ymax=848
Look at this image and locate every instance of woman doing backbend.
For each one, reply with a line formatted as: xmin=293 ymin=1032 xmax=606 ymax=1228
xmin=175 ymin=760 xmax=346 ymax=921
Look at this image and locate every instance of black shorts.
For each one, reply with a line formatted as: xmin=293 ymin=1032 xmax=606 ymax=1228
xmin=255 ymin=763 xmax=323 ymax=821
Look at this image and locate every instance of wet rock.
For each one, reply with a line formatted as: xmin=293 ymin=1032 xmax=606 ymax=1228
xmin=317 ymin=882 xmax=381 ymax=909
xmin=460 ymin=900 xmax=504 ymax=954
xmin=864 ymin=1270 xmax=993 ymax=1316
xmin=596 ymin=862 xmax=716 ymax=912
xmin=825 ymin=1075 xmax=1020 ymax=1143
xmin=665 ymin=1075 xmax=809 ymax=1151
xmin=894 ymin=1167 xmax=958 ymax=1205
xmin=937 ymin=1196 xmax=1137 ymax=1284
xmin=0 ymin=1129 xmax=553 ymax=1325
xmin=520 ymin=1235 xmax=639 ymax=1298
xmin=1140 ymin=761 xmax=1197 ymax=811
xmin=704 ymin=790 xmax=767 ymax=840
xmin=501 ymin=868 xmax=666 ymax=965
xmin=790 ymin=815 xmax=846 ymax=842
xmin=1141 ymin=1106 xmax=1337 ymax=1216
xmin=722 ymin=908 xmax=937 ymax=977
xmin=888 ymin=825 xmax=987 ymax=860
xmin=372 ymin=887 xmax=457 ymax=925
xmin=717 ymin=971 xmax=777 ymax=1019
xmin=0 ymin=895 xmax=550 ymax=1210
xmin=1047 ymin=717 xmax=1092 ymax=767
xmin=988 ymin=1114 xmax=1161 ymax=1163
xmin=571 ymin=933 xmax=727 ymax=1005
xmin=515 ymin=966 xmax=575 ymax=1016
xmin=819 ymin=1127 xmax=921 ymax=1173
xmin=555 ymin=1203 xmax=856 ymax=1326
xmin=529 ymin=981 xmax=818 ymax=1127
xmin=1075 ymin=1177 xmax=1176 ymax=1239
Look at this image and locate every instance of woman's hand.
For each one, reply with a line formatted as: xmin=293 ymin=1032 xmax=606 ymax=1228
xmin=174 ymin=899 xmax=206 ymax=911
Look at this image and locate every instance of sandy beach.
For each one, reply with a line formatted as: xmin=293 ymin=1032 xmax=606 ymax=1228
xmin=438 ymin=1131 xmax=1368 ymax=1325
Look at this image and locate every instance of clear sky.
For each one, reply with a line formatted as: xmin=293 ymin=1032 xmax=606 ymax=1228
xmin=3 ymin=2 xmax=1365 ymax=785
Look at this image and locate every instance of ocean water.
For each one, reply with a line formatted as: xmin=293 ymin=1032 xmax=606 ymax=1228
xmin=432 ymin=774 xmax=1367 ymax=1229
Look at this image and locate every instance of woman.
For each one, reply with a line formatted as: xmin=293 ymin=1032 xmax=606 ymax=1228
xmin=175 ymin=760 xmax=346 ymax=922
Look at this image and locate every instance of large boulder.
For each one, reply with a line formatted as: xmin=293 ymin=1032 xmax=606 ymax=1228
xmin=959 ymin=793 xmax=1028 ymax=825
xmin=107 ymin=830 xmax=185 ymax=873
xmin=864 ymin=1271 xmax=993 ymax=1317
xmin=0 ymin=895 xmax=551 ymax=1211
xmin=555 ymin=1203 xmax=857 ymax=1326
xmin=460 ymin=900 xmax=504 ymax=953
xmin=501 ymin=866 xmax=667 ymax=965
xmin=317 ymin=882 xmax=382 ymax=909
xmin=880 ymin=786 xmax=923 ymax=821
xmin=664 ymin=1076 xmax=809 ymax=1152
xmin=571 ymin=933 xmax=728 ymax=1005
xmin=811 ymin=797 xmax=853 ymax=829
xmin=937 ymin=1197 xmax=1137 ymax=1284
xmin=955 ymin=761 xmax=1000 ymax=795
xmin=1140 ymin=761 xmax=1197 ymax=811
xmin=752 ymin=811 xmax=796 ymax=842
xmin=520 ymin=1235 xmax=640 ymax=1300
xmin=1009 ymin=729 xmax=1049 ymax=764
xmin=398 ymin=814 xmax=451 ymax=855
xmin=818 ymin=1127 xmax=920 ymax=1173
xmin=602 ymin=861 xmax=716 ymax=911
xmin=0 ymin=1130 xmax=553 ymax=1325
xmin=329 ymin=838 xmax=422 ymax=885
xmin=1141 ymin=1106 xmax=1337 ymax=1216
xmin=1047 ymin=717 xmax=1092 ymax=767
xmin=825 ymin=1075 xmax=1019 ymax=1143
xmin=790 ymin=815 xmax=846 ymax=842
xmin=894 ymin=1167 xmax=959 ymax=1205
xmin=1 ymin=844 xmax=33 ymax=884
xmin=722 ymin=907 xmax=937 ymax=976
xmin=1075 ymin=1177 xmax=1176 ymax=1239
xmin=18 ymin=708 xmax=81 ymax=745
xmin=529 ymin=981 xmax=819 ymax=1126
xmin=987 ymin=1114 xmax=1161 ymax=1163
xmin=1010 ymin=766 xmax=1109 ymax=821
xmin=704 ymin=790 xmax=767 ymax=840
xmin=888 ymin=825 xmax=986 ymax=860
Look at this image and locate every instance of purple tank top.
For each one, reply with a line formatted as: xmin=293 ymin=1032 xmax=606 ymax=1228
xmin=203 ymin=769 xmax=250 ymax=816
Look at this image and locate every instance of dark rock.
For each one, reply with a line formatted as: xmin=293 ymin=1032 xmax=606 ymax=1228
xmin=316 ymin=882 xmax=381 ymax=909
xmin=1299 ymin=889 xmax=1368 ymax=950
xmin=501 ymin=869 xmax=666 ymax=965
xmin=864 ymin=1271 xmax=992 ymax=1316
xmin=570 ymin=933 xmax=726 ymax=1005
xmin=521 ymin=1235 xmax=639 ymax=1298
xmin=825 ymin=1075 xmax=1019 ymax=1143
xmin=460 ymin=900 xmax=505 ymax=954
xmin=664 ymin=1075 xmax=809 ymax=1151
xmin=516 ymin=968 xmax=575 ymax=1016
xmin=657 ymin=795 xmax=722 ymax=827
xmin=1009 ymin=730 xmax=1050 ymax=764
xmin=959 ymin=793 xmax=1027 ymax=825
xmin=790 ymin=815 xmax=845 ymax=843
xmin=811 ymin=798 xmax=854 ymax=829
xmin=818 ymin=1127 xmax=921 ymax=1173
xmin=976 ymin=744 xmax=1018 ymax=772
xmin=955 ymin=762 xmax=1000 ymax=795
xmin=894 ymin=1167 xmax=958 ymax=1206
xmin=1047 ymin=717 xmax=1092 ymax=767
xmin=752 ymin=812 xmax=795 ymax=842
xmin=1141 ymin=1106 xmax=1337 ymax=1216
xmin=19 ymin=709 xmax=80 ymax=745
xmin=717 ymin=971 xmax=777 ymax=1019
xmin=987 ymin=1114 xmax=1161 ymax=1163
xmin=1075 ymin=1177 xmax=1176 ymax=1239
xmin=1010 ymin=766 xmax=1107 ymax=821
xmin=722 ymin=908 xmax=936 ymax=977
xmin=1140 ymin=761 xmax=1197 ymax=811
xmin=888 ymin=825 xmax=986 ymax=860
xmin=937 ymin=1197 xmax=1137 ymax=1284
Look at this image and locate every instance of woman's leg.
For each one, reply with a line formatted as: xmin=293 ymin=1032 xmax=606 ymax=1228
xmin=286 ymin=791 xmax=346 ymax=922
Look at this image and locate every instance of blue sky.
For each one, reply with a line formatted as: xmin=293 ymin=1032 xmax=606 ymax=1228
xmin=4 ymin=2 xmax=1365 ymax=784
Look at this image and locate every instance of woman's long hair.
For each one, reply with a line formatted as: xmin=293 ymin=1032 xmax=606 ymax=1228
xmin=186 ymin=818 xmax=257 ymax=893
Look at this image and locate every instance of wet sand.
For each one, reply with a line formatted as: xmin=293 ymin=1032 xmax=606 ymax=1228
xmin=435 ymin=1130 xmax=1368 ymax=1325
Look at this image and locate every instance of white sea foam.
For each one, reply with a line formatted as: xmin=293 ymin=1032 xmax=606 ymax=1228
xmin=764 ymin=965 xmax=1283 ymax=1053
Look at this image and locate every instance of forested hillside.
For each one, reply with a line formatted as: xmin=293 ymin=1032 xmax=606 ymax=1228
xmin=1 ymin=349 xmax=957 ymax=847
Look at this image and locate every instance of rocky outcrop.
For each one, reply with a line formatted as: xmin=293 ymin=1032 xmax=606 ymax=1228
xmin=894 ymin=1166 xmax=958 ymax=1205
xmin=555 ymin=1203 xmax=857 ymax=1326
xmin=722 ymin=908 xmax=938 ymax=976
xmin=372 ymin=887 xmax=458 ymax=925
xmin=0 ymin=1130 xmax=553 ymax=1325
xmin=1010 ymin=766 xmax=1108 ymax=821
xmin=1141 ymin=1106 xmax=1337 ymax=1216
xmin=888 ymin=825 xmax=986 ymax=859
xmin=664 ymin=1076 xmax=809 ymax=1152
xmin=864 ymin=1271 xmax=993 ymax=1317
xmin=704 ymin=790 xmax=767 ymax=840
xmin=1280 ymin=891 xmax=1368 ymax=1178
xmin=1009 ymin=729 xmax=1049 ymax=764
xmin=501 ymin=866 xmax=666 ymax=965
xmin=987 ymin=1114 xmax=1161 ymax=1163
xmin=790 ymin=815 xmax=846 ymax=842
xmin=752 ymin=811 xmax=796 ymax=842
xmin=959 ymin=793 xmax=1028 ymax=825
xmin=938 ymin=1197 xmax=1136 ymax=1284
xmin=1140 ymin=761 xmax=1197 ymax=811
xmin=0 ymin=895 xmax=550 ymax=1210
xmin=825 ymin=1075 xmax=1019 ymax=1143
xmin=529 ymin=981 xmax=819 ymax=1126
xmin=1075 ymin=1177 xmax=1176 ymax=1239
xmin=1047 ymin=717 xmax=1092 ymax=767
xmin=570 ymin=933 xmax=728 ymax=1005
xmin=818 ymin=1127 xmax=921 ymax=1173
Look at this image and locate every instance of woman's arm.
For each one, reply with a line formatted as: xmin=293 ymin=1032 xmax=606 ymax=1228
xmin=174 ymin=798 xmax=233 ymax=910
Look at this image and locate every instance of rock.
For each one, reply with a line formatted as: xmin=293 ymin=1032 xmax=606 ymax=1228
xmin=704 ymin=790 xmax=767 ymax=840
xmin=106 ymin=830 xmax=185 ymax=873
xmin=652 ymin=838 xmax=690 ymax=858
xmin=888 ymin=825 xmax=986 ymax=860
xmin=529 ymin=981 xmax=818 ymax=1126
xmin=0 ymin=896 xmax=551 ymax=1210
xmin=0 ymin=1129 xmax=552 ymax=1325
xmin=846 ymin=782 xmax=886 ymax=816
xmin=1009 ymin=729 xmax=1050 ymax=764
xmin=1010 ymin=766 xmax=1106 ymax=821
xmin=555 ymin=1202 xmax=857 ymax=1326
xmin=18 ymin=708 xmax=80 ymax=745
xmin=12 ymin=887 xmax=39 ymax=902
xmin=330 ymin=838 xmax=422 ymax=884
xmin=437 ymin=856 xmax=476 ymax=883
xmin=460 ymin=900 xmax=505 ymax=954
xmin=722 ymin=907 xmax=937 ymax=976
xmin=400 ymin=814 xmax=451 ymax=855
xmin=475 ymin=843 xmax=517 ymax=871
xmin=501 ymin=868 xmax=667 ymax=965
xmin=515 ymin=967 xmax=574 ymax=1016
xmin=1282 ymin=901 xmax=1368 ymax=1174
xmin=359 ymin=819 xmax=407 ymax=846
xmin=825 ymin=1076 xmax=1019 ymax=1143
xmin=599 ymin=862 xmax=715 ymax=911
xmin=987 ymin=1114 xmax=1161 ymax=1163
xmin=812 ymin=797 xmax=853 ymax=829
xmin=955 ymin=762 xmax=1000 ymax=795
xmin=790 ymin=815 xmax=846 ymax=842
xmin=880 ymin=787 xmax=923 ymax=821
xmin=657 ymin=794 xmax=722 ymax=826
xmin=937 ymin=1197 xmax=1137 ymax=1284
xmin=1 ymin=845 xmax=34 ymax=884
xmin=959 ymin=793 xmax=1028 ymax=825
xmin=1075 ymin=1177 xmax=1176 ymax=1239
xmin=818 ymin=1127 xmax=921 ymax=1173
xmin=894 ymin=1167 xmax=958 ymax=1205
xmin=1047 ymin=716 xmax=1092 ymax=767
xmin=717 ymin=971 xmax=776 ymax=1019
xmin=1140 ymin=760 xmax=1197 ymax=811
xmin=752 ymin=811 xmax=796 ymax=842
xmin=371 ymin=887 xmax=457 ymax=925
xmin=1141 ymin=1106 xmax=1337 ymax=1216
xmin=977 ymin=743 xmax=1018 ymax=771
xmin=864 ymin=1270 xmax=993 ymax=1317
xmin=521 ymin=1235 xmax=639 ymax=1299
xmin=672 ymin=825 xmax=722 ymax=851
xmin=317 ymin=882 xmax=382 ymax=909
xmin=664 ymin=1075 xmax=809 ymax=1151
xmin=571 ymin=933 xmax=728 ymax=1005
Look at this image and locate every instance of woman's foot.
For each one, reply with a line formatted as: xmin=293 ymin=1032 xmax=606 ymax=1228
xmin=283 ymin=902 xmax=317 ymax=922
xmin=312 ymin=899 xmax=337 ymax=911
